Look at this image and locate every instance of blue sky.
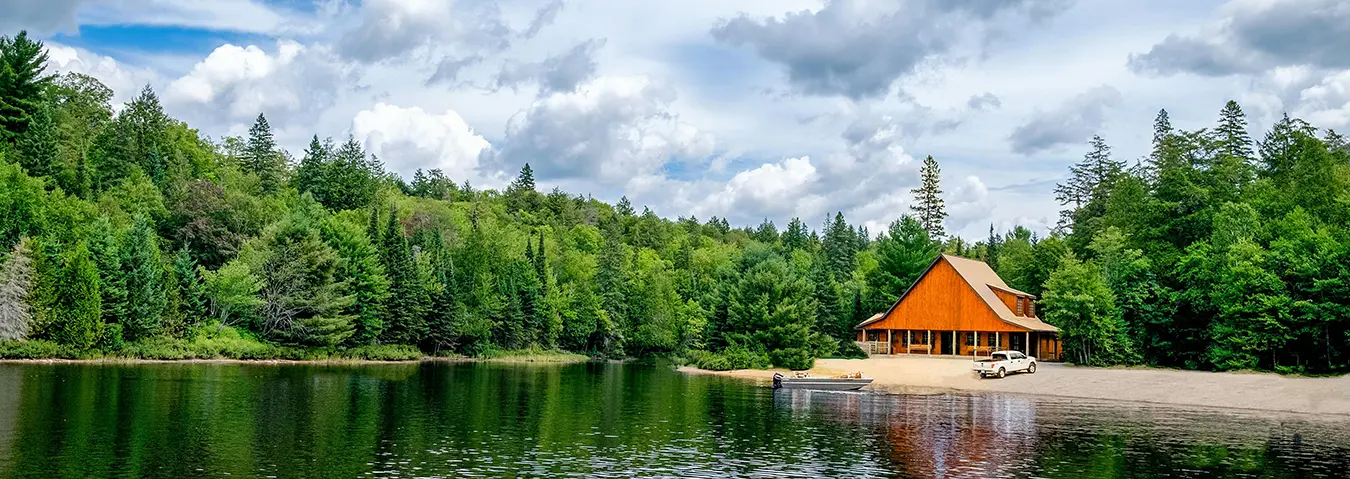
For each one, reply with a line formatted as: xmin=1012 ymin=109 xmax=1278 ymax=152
xmin=7 ymin=0 xmax=1349 ymax=239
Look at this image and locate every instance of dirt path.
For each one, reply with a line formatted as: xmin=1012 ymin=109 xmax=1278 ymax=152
xmin=679 ymin=356 xmax=1350 ymax=416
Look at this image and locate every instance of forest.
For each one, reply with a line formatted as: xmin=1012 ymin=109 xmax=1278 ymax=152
xmin=1 ymin=31 xmax=1348 ymax=373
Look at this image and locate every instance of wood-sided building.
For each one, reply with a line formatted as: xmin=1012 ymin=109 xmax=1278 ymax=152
xmin=855 ymin=254 xmax=1062 ymax=360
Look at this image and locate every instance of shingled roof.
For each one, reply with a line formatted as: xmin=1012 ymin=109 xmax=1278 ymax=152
xmin=855 ymin=254 xmax=1060 ymax=332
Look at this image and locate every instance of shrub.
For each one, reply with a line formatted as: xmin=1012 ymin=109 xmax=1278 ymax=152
xmin=830 ymin=341 xmax=868 ymax=359
xmin=0 ymin=339 xmax=79 ymax=359
xmin=769 ymin=347 xmax=814 ymax=371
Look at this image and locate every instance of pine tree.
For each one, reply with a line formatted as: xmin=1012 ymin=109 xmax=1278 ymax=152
xmin=909 ymin=155 xmax=948 ymax=238
xmin=615 ymin=196 xmax=635 ymax=217
xmin=14 ymin=102 xmax=58 ymax=178
xmin=0 ymin=238 xmax=35 ymax=340
xmin=1054 ymin=135 xmax=1122 ymax=230
xmin=1215 ymin=100 xmax=1254 ymax=161
xmin=87 ymin=218 xmax=127 ymax=329
xmin=986 ymin=224 xmax=1001 ymax=268
xmin=426 ymin=268 xmax=462 ymax=353
xmin=294 ymin=135 xmax=329 ymax=197
xmin=173 ymin=248 xmax=207 ymax=325
xmin=0 ymin=30 xmax=53 ymax=143
xmin=121 ymin=215 xmax=166 ymax=340
xmin=53 ymin=242 xmax=101 ymax=349
xmin=534 ymin=231 xmax=548 ymax=296
xmin=782 ymin=217 xmax=810 ymax=252
xmin=822 ymin=212 xmax=857 ymax=282
xmin=244 ymin=113 xmax=282 ymax=192
xmin=1143 ymin=109 xmax=1173 ymax=184
xmin=506 ymin=163 xmax=538 ymax=213
xmin=379 ymin=205 xmax=425 ymax=345
xmin=808 ymin=253 xmax=844 ymax=341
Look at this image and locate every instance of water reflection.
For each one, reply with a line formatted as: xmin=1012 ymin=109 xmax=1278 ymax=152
xmin=0 ymin=362 xmax=1346 ymax=479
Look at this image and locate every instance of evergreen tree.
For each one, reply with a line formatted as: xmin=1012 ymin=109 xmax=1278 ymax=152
xmin=821 ymin=212 xmax=857 ymax=282
xmin=426 ymin=268 xmax=462 ymax=353
xmin=254 ymin=219 xmax=355 ymax=346
xmin=244 ymin=113 xmax=283 ymax=192
xmin=616 ymin=196 xmax=635 ymax=217
xmin=320 ymin=217 xmax=388 ymax=345
xmin=120 ymin=215 xmax=166 ymax=340
xmin=909 ymin=155 xmax=948 ymax=238
xmin=379 ymin=205 xmax=426 ymax=345
xmin=87 ymin=218 xmax=127 ymax=329
xmin=808 ymin=253 xmax=844 ymax=341
xmin=294 ymin=135 xmax=330 ymax=197
xmin=0 ymin=238 xmax=34 ymax=340
xmin=0 ymin=30 xmax=52 ymax=143
xmin=14 ymin=101 xmax=58 ymax=177
xmin=52 ymin=242 xmax=101 ymax=349
xmin=506 ymin=163 xmax=538 ymax=213
xmin=782 ymin=217 xmax=810 ymax=252
xmin=173 ymin=247 xmax=207 ymax=325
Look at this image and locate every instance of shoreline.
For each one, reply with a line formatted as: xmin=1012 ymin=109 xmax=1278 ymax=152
xmin=0 ymin=355 xmax=598 ymax=366
xmin=679 ymin=356 xmax=1350 ymax=416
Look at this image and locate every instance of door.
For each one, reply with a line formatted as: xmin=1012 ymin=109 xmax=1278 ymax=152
xmin=1009 ymin=333 xmax=1025 ymax=354
xmin=941 ymin=332 xmax=954 ymax=355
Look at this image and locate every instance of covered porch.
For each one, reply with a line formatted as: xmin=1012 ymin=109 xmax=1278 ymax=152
xmin=856 ymin=329 xmax=1061 ymax=361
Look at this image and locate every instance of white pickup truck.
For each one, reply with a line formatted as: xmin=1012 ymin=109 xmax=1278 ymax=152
xmin=972 ymin=350 xmax=1037 ymax=378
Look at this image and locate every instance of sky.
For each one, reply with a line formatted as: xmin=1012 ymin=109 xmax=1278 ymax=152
xmin=7 ymin=0 xmax=1349 ymax=239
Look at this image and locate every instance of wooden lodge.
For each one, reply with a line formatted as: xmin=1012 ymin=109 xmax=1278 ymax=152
xmin=855 ymin=254 xmax=1062 ymax=361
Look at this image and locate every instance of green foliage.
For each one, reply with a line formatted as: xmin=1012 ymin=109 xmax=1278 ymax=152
xmin=50 ymin=242 xmax=102 ymax=349
xmin=4 ymin=42 xmax=1347 ymax=375
xmin=119 ymin=215 xmax=166 ymax=340
xmin=1041 ymin=257 xmax=1135 ymax=366
xmin=910 ymin=155 xmax=948 ymax=238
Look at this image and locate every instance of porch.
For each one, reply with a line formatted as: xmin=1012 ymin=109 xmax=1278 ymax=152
xmin=856 ymin=329 xmax=1061 ymax=361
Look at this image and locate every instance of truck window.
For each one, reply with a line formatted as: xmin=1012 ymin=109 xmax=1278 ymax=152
xmin=992 ymin=353 xmax=1008 ymax=361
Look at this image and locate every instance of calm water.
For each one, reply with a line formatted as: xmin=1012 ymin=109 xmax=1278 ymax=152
xmin=0 ymin=362 xmax=1346 ymax=479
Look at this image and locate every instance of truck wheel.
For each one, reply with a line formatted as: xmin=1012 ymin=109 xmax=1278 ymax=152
xmin=997 ymin=368 xmax=1006 ymax=379
xmin=1027 ymin=363 xmax=1036 ymax=374
xmin=979 ymin=373 xmax=986 ymax=379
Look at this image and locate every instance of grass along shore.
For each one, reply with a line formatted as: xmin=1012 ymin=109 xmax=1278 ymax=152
xmin=679 ymin=355 xmax=1350 ymax=416
xmin=0 ymin=326 xmax=594 ymax=364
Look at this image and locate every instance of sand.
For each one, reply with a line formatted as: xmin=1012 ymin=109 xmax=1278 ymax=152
xmin=679 ymin=356 xmax=1350 ymax=416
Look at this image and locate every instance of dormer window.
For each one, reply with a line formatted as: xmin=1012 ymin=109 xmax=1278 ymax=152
xmin=1028 ymin=300 xmax=1036 ymax=317
xmin=1016 ymin=297 xmax=1025 ymax=316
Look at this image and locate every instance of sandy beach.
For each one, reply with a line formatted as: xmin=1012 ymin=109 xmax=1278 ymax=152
xmin=680 ymin=356 xmax=1350 ymax=416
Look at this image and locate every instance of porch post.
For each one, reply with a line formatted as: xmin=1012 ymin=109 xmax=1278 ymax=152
xmin=1026 ymin=331 xmax=1030 ymax=355
xmin=887 ymin=329 xmax=893 ymax=355
xmin=952 ymin=331 xmax=957 ymax=356
xmin=927 ymin=330 xmax=932 ymax=355
xmin=995 ymin=332 xmax=999 ymax=352
xmin=907 ymin=330 xmax=912 ymax=354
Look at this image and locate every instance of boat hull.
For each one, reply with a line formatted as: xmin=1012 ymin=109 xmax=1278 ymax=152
xmin=772 ymin=374 xmax=873 ymax=391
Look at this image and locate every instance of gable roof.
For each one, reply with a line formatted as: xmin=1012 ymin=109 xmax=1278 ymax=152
xmin=855 ymin=254 xmax=1060 ymax=332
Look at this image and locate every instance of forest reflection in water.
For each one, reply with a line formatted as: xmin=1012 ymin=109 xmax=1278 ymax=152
xmin=0 ymin=361 xmax=1345 ymax=478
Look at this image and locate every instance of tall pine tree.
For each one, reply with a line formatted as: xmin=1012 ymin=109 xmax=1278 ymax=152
xmin=909 ymin=155 xmax=948 ymax=238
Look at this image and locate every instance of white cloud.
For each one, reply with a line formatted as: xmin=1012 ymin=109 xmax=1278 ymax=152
xmin=1295 ymin=70 xmax=1350 ymax=129
xmin=352 ymin=103 xmax=492 ymax=182
xmin=163 ymin=41 xmax=352 ymax=138
xmin=490 ymin=75 xmax=715 ymax=184
xmin=45 ymin=44 xmax=159 ymax=107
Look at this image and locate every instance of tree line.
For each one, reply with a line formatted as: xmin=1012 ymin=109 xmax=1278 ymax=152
xmin=2 ymin=30 xmax=1347 ymax=373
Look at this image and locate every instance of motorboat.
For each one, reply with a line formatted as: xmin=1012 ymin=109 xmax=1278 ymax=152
xmin=772 ymin=372 xmax=873 ymax=391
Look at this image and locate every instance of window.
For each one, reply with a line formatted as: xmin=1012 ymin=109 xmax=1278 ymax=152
xmin=1028 ymin=301 xmax=1036 ymax=317
xmin=965 ymin=332 xmax=975 ymax=347
xmin=986 ymin=333 xmax=996 ymax=347
xmin=1016 ymin=297 xmax=1025 ymax=316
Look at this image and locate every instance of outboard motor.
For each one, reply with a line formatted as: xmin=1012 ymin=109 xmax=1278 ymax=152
xmin=772 ymin=373 xmax=783 ymax=389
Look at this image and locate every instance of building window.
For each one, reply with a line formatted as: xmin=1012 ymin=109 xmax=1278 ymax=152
xmin=965 ymin=332 xmax=975 ymax=347
xmin=1029 ymin=301 xmax=1036 ymax=317
xmin=986 ymin=333 xmax=996 ymax=347
xmin=1017 ymin=297 xmax=1025 ymax=316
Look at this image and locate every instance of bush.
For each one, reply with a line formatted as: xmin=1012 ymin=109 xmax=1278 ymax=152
xmin=830 ymin=341 xmax=868 ymax=359
xmin=686 ymin=344 xmax=772 ymax=371
xmin=769 ymin=347 xmax=814 ymax=371
xmin=0 ymin=340 xmax=81 ymax=359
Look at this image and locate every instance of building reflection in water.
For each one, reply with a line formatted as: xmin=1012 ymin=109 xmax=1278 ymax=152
xmin=773 ymin=389 xmax=1038 ymax=478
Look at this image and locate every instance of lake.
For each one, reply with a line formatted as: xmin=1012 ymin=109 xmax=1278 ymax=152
xmin=0 ymin=361 xmax=1346 ymax=478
